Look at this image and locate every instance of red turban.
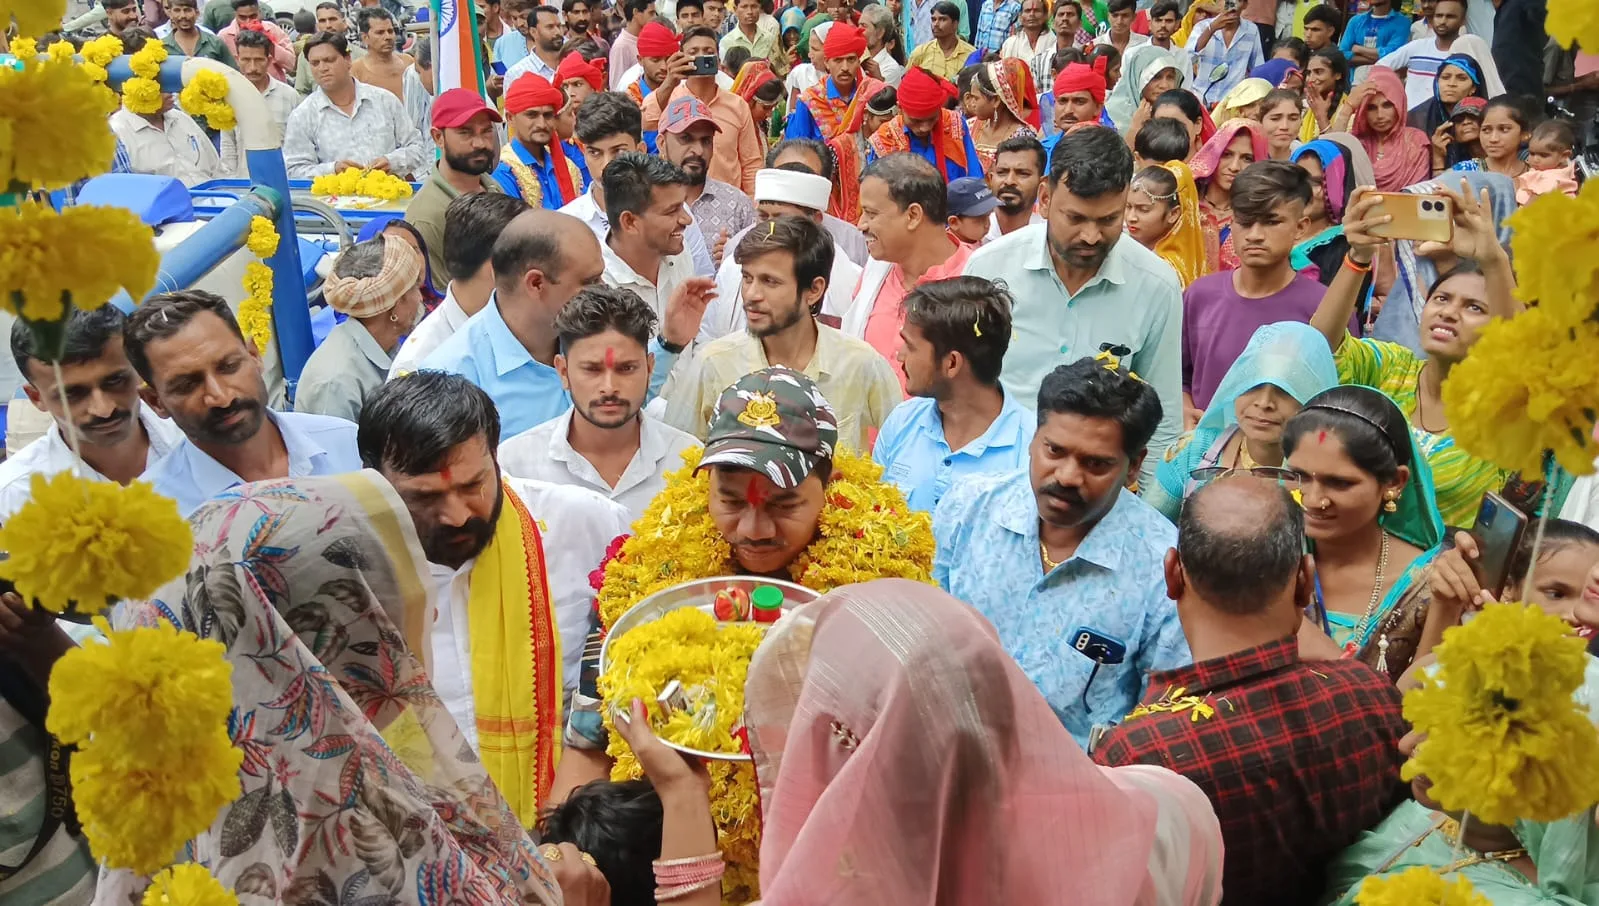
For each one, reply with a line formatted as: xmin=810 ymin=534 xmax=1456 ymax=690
xmin=1053 ymin=58 xmax=1108 ymax=106
xmin=555 ymin=53 xmax=604 ymax=92
xmin=506 ymin=73 xmax=564 ymax=114
xmin=898 ymin=66 xmax=954 ymax=118
xmin=637 ymin=21 xmax=680 ymax=58
xmin=823 ymin=22 xmax=867 ymax=58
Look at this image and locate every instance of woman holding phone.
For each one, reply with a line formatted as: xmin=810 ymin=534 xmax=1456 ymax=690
xmin=1308 ymin=178 xmax=1522 ymax=528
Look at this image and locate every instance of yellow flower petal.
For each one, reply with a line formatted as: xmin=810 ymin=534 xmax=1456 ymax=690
xmin=142 ymin=863 xmax=240 ymax=906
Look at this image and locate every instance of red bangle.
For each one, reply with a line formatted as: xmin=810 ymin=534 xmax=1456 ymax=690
xmin=1343 ymin=254 xmax=1373 ymax=274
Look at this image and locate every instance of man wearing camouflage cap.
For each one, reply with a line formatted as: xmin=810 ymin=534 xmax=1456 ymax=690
xmin=697 ymin=365 xmax=839 ymax=577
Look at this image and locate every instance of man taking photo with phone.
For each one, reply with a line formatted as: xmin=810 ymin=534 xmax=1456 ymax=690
xmin=641 ymin=25 xmax=764 ymax=192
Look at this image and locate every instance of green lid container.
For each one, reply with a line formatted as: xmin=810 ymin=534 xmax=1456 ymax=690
xmin=751 ymin=585 xmax=784 ymax=612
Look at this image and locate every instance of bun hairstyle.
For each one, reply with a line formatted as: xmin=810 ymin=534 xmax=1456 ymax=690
xmin=1282 ymin=385 xmax=1412 ymax=484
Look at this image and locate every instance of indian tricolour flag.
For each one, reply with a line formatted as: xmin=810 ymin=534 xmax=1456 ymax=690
xmin=431 ymin=0 xmax=485 ymax=97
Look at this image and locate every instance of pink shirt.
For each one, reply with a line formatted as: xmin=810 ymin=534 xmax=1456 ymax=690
xmin=220 ymin=20 xmax=297 ymax=83
xmin=862 ymin=237 xmax=975 ymax=395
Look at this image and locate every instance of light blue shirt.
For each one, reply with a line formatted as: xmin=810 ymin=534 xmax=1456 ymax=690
xmin=147 ymin=410 xmax=362 ymax=517
xmin=932 ymin=470 xmax=1190 ymax=747
xmin=493 ymin=30 xmax=533 ymax=66
xmin=962 ymin=224 xmax=1183 ymax=487
xmin=418 ymin=293 xmax=680 ymax=438
xmin=873 ymin=390 xmax=1035 ymax=513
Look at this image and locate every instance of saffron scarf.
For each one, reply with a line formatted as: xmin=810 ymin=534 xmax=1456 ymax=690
xmin=828 ymin=132 xmax=866 ymax=223
xmin=469 ymin=481 xmax=563 ymax=827
xmin=867 ymin=109 xmax=970 ymax=179
xmin=800 ymin=74 xmax=888 ymax=139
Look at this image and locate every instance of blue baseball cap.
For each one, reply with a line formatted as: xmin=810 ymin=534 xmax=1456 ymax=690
xmin=947 ymin=177 xmax=999 ymax=217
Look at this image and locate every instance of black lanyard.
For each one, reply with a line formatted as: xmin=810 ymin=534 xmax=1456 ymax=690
xmin=0 ymin=734 xmax=77 ymax=882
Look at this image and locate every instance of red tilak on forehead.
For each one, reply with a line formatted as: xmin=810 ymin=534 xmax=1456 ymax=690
xmin=1317 ymin=430 xmax=1328 ymax=445
xmin=744 ymin=476 xmax=769 ymax=507
xmin=440 ymin=465 xmax=453 ymax=482
xmin=604 ymin=346 xmax=616 ymax=369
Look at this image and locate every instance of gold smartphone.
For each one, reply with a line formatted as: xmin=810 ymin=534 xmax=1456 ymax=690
xmin=1369 ymin=192 xmax=1454 ymax=244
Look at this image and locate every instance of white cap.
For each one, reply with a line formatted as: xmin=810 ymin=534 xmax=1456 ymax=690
xmin=812 ymin=20 xmax=835 ymax=45
xmin=754 ymin=168 xmax=832 ymax=212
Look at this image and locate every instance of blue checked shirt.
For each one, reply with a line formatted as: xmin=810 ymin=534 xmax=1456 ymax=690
xmin=1189 ymin=20 xmax=1266 ymax=106
xmin=933 ymin=470 xmax=1192 ymax=748
xmin=974 ymin=0 xmax=1022 ymax=54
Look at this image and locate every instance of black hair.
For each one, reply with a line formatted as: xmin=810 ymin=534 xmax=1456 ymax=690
xmin=958 ymin=63 xmax=985 ymax=101
xmin=1423 ymin=258 xmax=1484 ymax=299
xmin=304 ymin=31 xmax=349 ymax=59
xmin=1152 ymin=87 xmax=1204 ymax=126
xmin=11 ymin=307 xmax=129 ymax=378
xmin=124 ymin=290 xmax=246 ymax=384
xmin=315 ymin=1 xmax=340 ymax=11
xmin=538 ymin=779 xmax=663 ymax=906
xmin=1303 ymin=3 xmax=1343 ymax=37
xmin=1134 ymin=116 xmax=1192 ymax=164
xmin=1533 ymin=117 xmax=1578 ymax=151
xmin=1131 ymin=164 xmax=1178 ymax=210
xmin=677 ymin=0 xmax=705 ymax=14
xmin=994 ymin=133 xmax=1046 ymax=173
xmin=444 ymin=192 xmax=530 ymax=281
xmin=530 ymin=3 xmax=561 ymax=22
xmin=866 ymin=84 xmax=898 ymax=114
xmin=356 ymin=5 xmax=394 ymax=31
xmin=574 ymin=90 xmax=643 ymax=144
xmin=234 ymin=27 xmax=272 ymax=53
xmin=732 ymin=214 xmax=835 ymax=304
xmin=902 ymin=276 xmax=1013 ymax=385
xmin=490 ymin=212 xmax=565 ymax=295
xmin=166 ymin=0 xmax=198 ymax=8
xmin=1036 ymin=355 xmax=1163 ymax=457
xmin=768 ymin=138 xmax=836 ymax=180
xmin=602 ymin=152 xmax=689 ymax=227
xmin=1048 ymin=125 xmax=1134 ymax=197
xmin=753 ymin=75 xmax=785 ymax=103
xmin=1309 ymin=47 xmax=1350 ymax=97
xmin=1282 ymin=385 xmax=1413 ymax=485
xmin=1178 ymin=479 xmax=1306 ymax=614
xmin=553 ymin=285 xmax=659 ymax=353
xmin=1261 ymin=87 xmax=1303 ymax=117
xmin=862 ymin=152 xmax=948 ymax=222
xmin=1507 ymin=519 xmax=1599 ymax=592
xmin=562 ymin=0 xmax=590 ymax=13
xmin=1085 ymin=42 xmax=1120 ymax=75
xmin=229 ymin=0 xmax=256 ymax=9
xmin=1149 ymin=0 xmax=1180 ymax=18
xmin=930 ymin=0 xmax=959 ymax=20
xmin=119 ymin=25 xmax=155 ymax=52
xmin=622 ymin=0 xmax=653 ymax=19
xmin=723 ymin=44 xmax=751 ymax=74
xmin=1106 ymin=0 xmax=1135 ymax=14
xmin=1231 ymin=160 xmax=1313 ymax=223
xmin=1276 ymin=36 xmax=1310 ymax=69
xmin=292 ymin=9 xmax=316 ymax=34
xmin=1052 ymin=45 xmax=1085 ymax=76
xmin=103 ymin=0 xmax=136 ymax=9
xmin=358 ymin=371 xmax=501 ymax=473
xmin=679 ymin=24 xmax=719 ymax=46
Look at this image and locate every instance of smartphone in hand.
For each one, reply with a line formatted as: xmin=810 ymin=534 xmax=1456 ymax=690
xmin=1470 ymin=491 xmax=1528 ymax=599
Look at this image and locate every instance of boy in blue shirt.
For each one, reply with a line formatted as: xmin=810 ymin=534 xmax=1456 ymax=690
xmin=1340 ymin=0 xmax=1412 ymax=76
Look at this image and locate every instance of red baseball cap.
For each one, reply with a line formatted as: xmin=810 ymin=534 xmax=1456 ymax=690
xmin=431 ymin=88 xmax=504 ymax=129
xmin=661 ymin=95 xmax=722 ymax=134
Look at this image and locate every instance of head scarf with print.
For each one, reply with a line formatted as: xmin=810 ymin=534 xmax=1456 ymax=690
xmin=356 ymin=215 xmax=444 ymax=305
xmin=1105 ymin=45 xmax=1188 ymax=134
xmin=987 ymin=57 xmax=1042 ymax=130
xmin=745 ymin=579 xmax=1225 ymax=905
xmin=1350 ymin=67 xmax=1432 ymax=191
xmin=107 ymin=472 xmax=561 ymax=906
xmin=1407 ymin=53 xmax=1491 ymax=147
xmin=1190 ymin=119 xmax=1270 ymax=270
xmin=1250 ymin=57 xmax=1303 ymax=90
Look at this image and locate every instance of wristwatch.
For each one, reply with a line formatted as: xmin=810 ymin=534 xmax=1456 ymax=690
xmin=657 ymin=336 xmax=686 ymax=356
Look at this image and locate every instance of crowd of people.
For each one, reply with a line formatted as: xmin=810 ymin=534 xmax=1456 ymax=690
xmin=4 ymin=0 xmax=1599 ymax=903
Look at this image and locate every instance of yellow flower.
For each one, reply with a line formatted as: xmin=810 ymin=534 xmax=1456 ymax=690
xmin=1401 ymin=603 xmax=1599 ymax=826
xmin=0 ymin=201 xmax=160 ymax=321
xmin=1354 ymin=867 xmax=1490 ymax=906
xmin=142 ymin=864 xmax=240 ymax=906
xmin=11 ymin=36 xmax=40 ymax=60
xmin=81 ymin=34 xmax=123 ymax=70
xmin=1505 ymin=182 xmax=1599 ymax=324
xmin=46 ymin=39 xmax=77 ymax=63
xmin=178 ymin=70 xmax=236 ymax=131
xmin=0 ymin=473 xmax=191 ymax=614
xmin=1547 ymin=0 xmax=1599 ymax=54
xmin=0 ymin=58 xmax=121 ymax=190
xmin=122 ymin=77 xmax=164 ymax=115
xmin=129 ymin=40 xmax=168 ymax=79
xmin=246 ymin=215 xmax=280 ymax=258
xmin=238 ymin=261 xmax=274 ymax=353
xmin=1442 ymin=307 xmax=1599 ymax=477
xmin=2 ymin=0 xmax=67 ymax=37
xmin=310 ymin=168 xmax=413 ymax=200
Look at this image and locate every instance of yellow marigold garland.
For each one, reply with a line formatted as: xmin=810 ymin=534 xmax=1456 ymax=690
xmin=238 ymin=216 xmax=277 ymax=353
xmin=178 ymin=69 xmax=237 ymax=131
xmin=309 ymin=168 xmax=415 ymax=201
xmin=1440 ymin=307 xmax=1599 ymax=477
xmin=122 ymin=40 xmax=169 ymax=116
xmin=593 ymin=447 xmax=933 ymax=903
xmin=142 ymin=863 xmax=240 ymax=906
xmin=1546 ymin=0 xmax=1599 ymax=57
xmin=1401 ymin=603 xmax=1599 ymax=827
xmin=0 ymin=472 xmax=193 ymax=614
xmin=11 ymin=35 xmax=39 ymax=60
xmin=246 ymin=214 xmax=280 ymax=258
xmin=80 ymin=33 xmax=123 ymax=84
xmin=0 ymin=200 xmax=160 ymax=321
xmin=2 ymin=0 xmax=66 ymax=36
xmin=1354 ymin=866 xmax=1490 ymax=906
xmin=1505 ymin=181 xmax=1599 ymax=325
xmin=0 ymin=56 xmax=120 ymax=190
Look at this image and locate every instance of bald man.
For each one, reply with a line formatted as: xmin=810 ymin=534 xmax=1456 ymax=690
xmin=417 ymin=208 xmax=713 ymax=435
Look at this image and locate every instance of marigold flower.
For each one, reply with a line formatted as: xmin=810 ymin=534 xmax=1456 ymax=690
xmin=238 ymin=261 xmax=275 ymax=353
xmin=121 ymin=77 xmax=164 ymax=115
xmin=178 ymin=70 xmax=237 ymax=131
xmin=80 ymin=34 xmax=123 ymax=69
xmin=0 ymin=201 xmax=160 ymax=321
xmin=0 ymin=472 xmax=190 ymax=613
xmin=1354 ymin=867 xmax=1490 ymax=906
xmin=1401 ymin=603 xmax=1599 ymax=826
xmin=1547 ymin=0 xmax=1599 ymax=56
xmin=142 ymin=863 xmax=240 ymax=906
xmin=245 ymin=215 xmax=280 ymax=258
xmin=2 ymin=0 xmax=68 ymax=37
xmin=11 ymin=36 xmax=39 ymax=60
xmin=0 ymin=58 xmax=120 ymax=189
xmin=129 ymin=40 xmax=168 ymax=79
xmin=1505 ymin=181 xmax=1599 ymax=324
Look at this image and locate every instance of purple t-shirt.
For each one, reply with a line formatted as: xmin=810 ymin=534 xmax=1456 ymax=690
xmin=1181 ymin=272 xmax=1347 ymax=410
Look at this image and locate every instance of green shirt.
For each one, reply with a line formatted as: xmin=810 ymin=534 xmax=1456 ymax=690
xmin=402 ymin=165 xmax=505 ymax=286
xmin=161 ymin=29 xmax=236 ymax=67
xmin=203 ymin=0 xmax=274 ymax=31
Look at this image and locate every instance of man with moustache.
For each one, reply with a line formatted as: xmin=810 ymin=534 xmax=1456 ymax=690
xmin=658 ymin=96 xmax=756 ymax=259
xmin=784 ymin=22 xmax=887 ymax=143
xmin=932 ymin=353 xmax=1190 ymax=748
xmin=866 ymin=66 xmax=985 ymax=181
xmin=499 ymin=286 xmax=699 ymax=520
xmin=986 ymin=133 xmax=1045 ymax=239
xmin=503 ymin=4 xmax=566 ymax=87
xmin=405 ymin=89 xmax=506 ymax=284
xmin=492 ymin=75 xmax=585 ymax=210
xmin=128 ymin=290 xmax=362 ymax=517
xmin=357 ymin=371 xmax=629 ymax=826
xmin=0 ymin=308 xmax=184 ymax=520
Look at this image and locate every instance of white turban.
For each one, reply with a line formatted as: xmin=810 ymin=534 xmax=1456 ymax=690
xmin=754 ymin=168 xmax=832 ymax=213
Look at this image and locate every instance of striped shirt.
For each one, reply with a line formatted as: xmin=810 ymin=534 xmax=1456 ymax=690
xmin=0 ymin=700 xmax=95 ymax=904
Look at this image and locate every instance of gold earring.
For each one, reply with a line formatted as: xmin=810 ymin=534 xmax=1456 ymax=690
xmin=1383 ymin=490 xmax=1398 ymax=513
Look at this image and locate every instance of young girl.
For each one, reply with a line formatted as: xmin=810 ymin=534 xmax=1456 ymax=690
xmin=1452 ymin=95 xmax=1530 ymax=178
xmin=1125 ymin=163 xmax=1215 ymax=286
xmin=1516 ymin=117 xmax=1581 ymax=204
xmin=1259 ymin=88 xmax=1304 ymax=160
xmin=1190 ymin=120 xmax=1269 ymax=270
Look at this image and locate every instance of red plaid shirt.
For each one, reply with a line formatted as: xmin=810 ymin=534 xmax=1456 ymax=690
xmin=1093 ymin=637 xmax=1408 ymax=906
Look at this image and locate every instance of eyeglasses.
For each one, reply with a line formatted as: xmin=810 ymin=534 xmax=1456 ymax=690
xmin=1189 ymin=466 xmax=1301 ymax=489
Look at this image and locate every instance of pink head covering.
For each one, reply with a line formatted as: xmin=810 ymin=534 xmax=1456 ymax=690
xmin=1350 ymin=67 xmax=1432 ymax=191
xmin=744 ymin=579 xmax=1224 ymax=905
xmin=1189 ymin=119 xmax=1269 ymax=184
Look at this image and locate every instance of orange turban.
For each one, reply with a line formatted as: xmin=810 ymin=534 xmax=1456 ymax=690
xmin=898 ymin=66 xmax=954 ymax=118
xmin=1053 ymin=58 xmax=1108 ymax=105
xmin=506 ymin=73 xmax=564 ymax=114
xmin=555 ymin=53 xmax=604 ymax=92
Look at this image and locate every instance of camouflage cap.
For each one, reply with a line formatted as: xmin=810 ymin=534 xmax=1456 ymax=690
xmin=697 ymin=367 xmax=839 ymax=489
